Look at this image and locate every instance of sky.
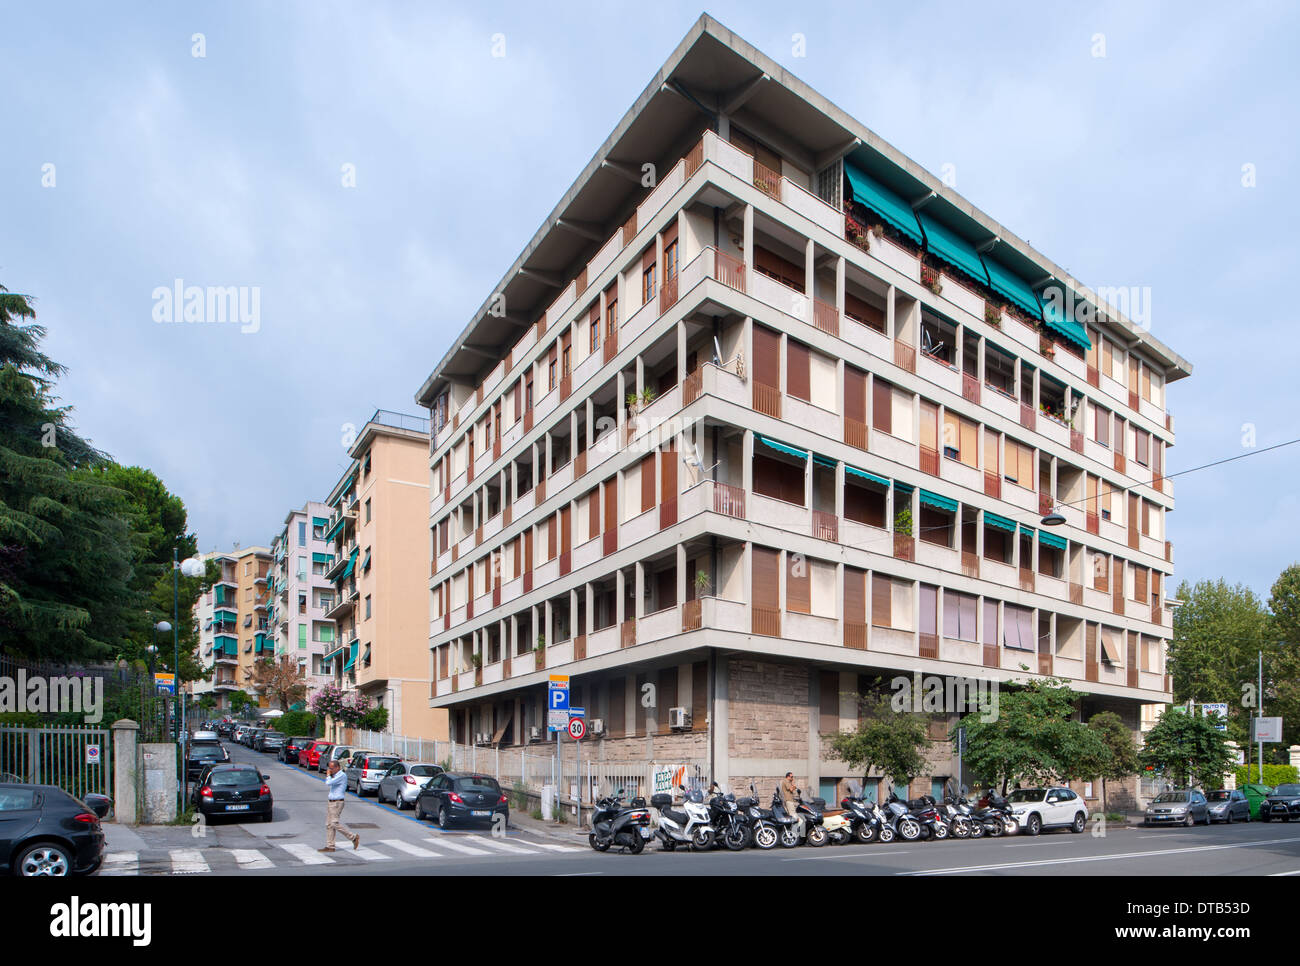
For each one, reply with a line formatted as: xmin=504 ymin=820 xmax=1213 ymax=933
xmin=3 ymin=1 xmax=1297 ymax=599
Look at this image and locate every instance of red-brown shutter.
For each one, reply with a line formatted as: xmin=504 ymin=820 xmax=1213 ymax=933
xmin=523 ymin=530 xmax=533 ymax=573
xmin=547 ymin=513 xmax=557 ymax=561
xmin=872 ymin=378 xmax=893 ymax=434
xmin=752 ymin=547 xmax=779 ymax=603
xmin=844 ymin=566 xmax=866 ymax=622
xmin=787 ymin=341 xmax=811 ymax=401
xmin=660 ymin=442 xmax=677 ymax=504
xmin=588 ymin=486 xmax=601 ymax=537
xmin=786 ymin=557 xmax=810 ymax=614
xmin=640 ymin=454 xmax=656 ymax=513
xmin=560 ymin=505 xmax=571 ymax=555
xmin=845 ymin=366 xmax=866 ymax=423
xmin=871 ymin=574 xmax=892 ymax=627
xmin=603 ymin=477 xmax=617 ymax=533
xmin=753 ymin=325 xmax=780 ymax=389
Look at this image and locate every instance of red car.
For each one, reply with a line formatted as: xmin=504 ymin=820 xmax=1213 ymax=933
xmin=299 ymin=740 xmax=332 ymax=770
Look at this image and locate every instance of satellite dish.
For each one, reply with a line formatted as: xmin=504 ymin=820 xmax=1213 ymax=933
xmin=921 ymin=327 xmax=944 ymax=356
xmin=712 ymin=336 xmax=724 ymax=367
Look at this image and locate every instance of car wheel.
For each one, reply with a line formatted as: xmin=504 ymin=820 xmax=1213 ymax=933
xmin=1224 ymin=811 xmax=1233 ymax=824
xmin=415 ymin=800 xmax=426 ymax=820
xmin=1071 ymin=812 xmax=1086 ymax=834
xmin=17 ymin=842 xmax=71 ymax=877
xmin=438 ymin=806 xmax=449 ymax=829
xmin=1025 ymin=813 xmax=1042 ymax=836
xmin=1184 ymin=813 xmax=1194 ymax=827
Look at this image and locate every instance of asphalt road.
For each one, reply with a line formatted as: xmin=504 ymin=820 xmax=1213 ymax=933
xmin=102 ymin=743 xmax=1300 ymax=876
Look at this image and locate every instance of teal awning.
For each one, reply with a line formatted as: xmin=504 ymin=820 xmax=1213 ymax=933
xmin=981 ymin=255 xmax=1042 ymax=320
xmin=984 ymin=511 xmax=1018 ymax=532
xmin=213 ymin=610 xmax=237 ymax=623
xmin=312 ymin=517 xmax=328 ymax=528
xmin=1039 ymin=530 xmax=1068 ymax=549
xmin=757 ymin=436 xmax=808 ymax=462
xmin=289 ymin=701 xmax=305 ymax=712
xmin=1040 ymin=290 xmax=1093 ymax=350
xmin=812 ymin=454 xmax=837 ymax=471
xmin=339 ymin=549 xmax=359 ymax=579
xmin=312 ymin=552 xmax=333 ymax=564
xmin=919 ymin=211 xmax=989 ymax=285
xmin=846 ymin=465 xmax=890 ymax=488
xmin=344 ymin=642 xmax=357 ymax=671
xmin=919 ymin=489 xmax=958 ymax=512
xmin=328 ymin=473 xmax=355 ymax=507
xmin=361 ymin=548 xmax=372 ymax=571
xmin=893 ymin=481 xmax=914 ymax=496
xmin=845 ymin=163 xmax=923 ymax=245
xmin=1019 ymin=524 xmax=1035 ymax=538
xmin=325 ymin=516 xmax=345 ymax=541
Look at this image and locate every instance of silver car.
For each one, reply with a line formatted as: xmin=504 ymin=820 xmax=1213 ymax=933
xmin=1144 ymin=789 xmax=1210 ymax=826
xmin=1206 ymin=789 xmax=1250 ymax=823
xmin=377 ymin=762 xmax=444 ymax=809
xmin=319 ymin=745 xmax=351 ymax=774
xmin=345 ymin=750 xmax=400 ymax=795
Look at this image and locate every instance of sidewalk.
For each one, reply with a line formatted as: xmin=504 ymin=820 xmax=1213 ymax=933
xmin=509 ymin=808 xmax=589 ymax=844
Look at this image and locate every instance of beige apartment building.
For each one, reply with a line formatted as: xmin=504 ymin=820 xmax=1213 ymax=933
xmin=322 ymin=410 xmax=448 ymax=740
xmin=416 ymin=17 xmax=1188 ymax=807
xmin=191 ymin=546 xmax=272 ymax=710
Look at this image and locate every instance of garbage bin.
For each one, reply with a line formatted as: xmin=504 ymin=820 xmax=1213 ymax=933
xmin=1241 ymin=783 xmax=1273 ymax=820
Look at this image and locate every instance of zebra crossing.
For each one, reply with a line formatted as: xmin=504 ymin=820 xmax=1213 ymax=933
xmin=99 ymin=834 xmax=587 ymax=876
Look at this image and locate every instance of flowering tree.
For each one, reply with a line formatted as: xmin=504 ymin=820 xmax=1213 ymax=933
xmin=308 ymin=683 xmax=370 ymax=727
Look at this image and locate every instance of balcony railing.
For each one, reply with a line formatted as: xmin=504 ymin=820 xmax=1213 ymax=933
xmin=812 ymin=297 xmax=839 ymax=337
xmin=753 ymin=383 xmax=781 ymax=418
xmin=844 ymin=417 xmax=868 ymax=451
xmin=962 ymin=372 xmax=981 ymax=404
xmin=920 ymin=445 xmax=940 ymax=476
xmin=682 ymin=599 xmax=702 ymax=632
xmin=812 ymin=510 xmax=838 ymax=542
xmin=845 ymin=621 xmax=867 ymax=650
xmin=752 ymin=606 xmax=781 ymax=637
xmin=894 ymin=341 xmax=916 ymax=373
xmin=712 ymin=482 xmax=746 ymax=519
xmin=983 ymin=471 xmax=1001 ymax=499
xmin=620 ymin=619 xmax=636 ymax=648
xmin=683 ymin=366 xmax=703 ymax=406
xmin=753 ymin=160 xmax=781 ymax=199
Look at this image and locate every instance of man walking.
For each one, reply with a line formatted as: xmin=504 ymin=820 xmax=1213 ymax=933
xmin=321 ymin=759 xmax=360 ymax=852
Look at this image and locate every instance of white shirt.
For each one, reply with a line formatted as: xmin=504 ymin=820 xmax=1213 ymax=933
xmin=326 ymin=770 xmax=347 ymax=800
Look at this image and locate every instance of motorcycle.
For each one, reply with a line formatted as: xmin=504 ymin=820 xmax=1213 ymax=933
xmin=939 ymin=797 xmax=981 ymax=839
xmin=908 ymin=795 xmax=950 ymax=840
xmin=746 ymin=783 xmax=796 ymax=849
xmin=974 ymin=790 xmax=1018 ymax=836
xmin=820 ymin=807 xmax=854 ymax=844
xmin=708 ymin=789 xmax=752 ymax=851
xmin=588 ymin=789 xmax=652 ymax=854
xmin=793 ymin=789 xmax=830 ymax=847
xmin=881 ymin=794 xmax=924 ymax=842
xmin=651 ymin=785 xmax=715 ymax=851
xmin=839 ymin=794 xmax=889 ymax=844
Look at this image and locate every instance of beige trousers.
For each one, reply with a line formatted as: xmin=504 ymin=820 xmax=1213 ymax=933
xmin=326 ymin=799 xmax=357 ymax=848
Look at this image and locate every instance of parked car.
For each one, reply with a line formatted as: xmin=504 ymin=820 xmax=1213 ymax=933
xmin=297 ymin=740 xmax=330 ymax=769
xmin=1144 ymin=789 xmax=1210 ymax=826
xmin=377 ymin=762 xmax=444 ymax=809
xmin=191 ymin=730 xmax=219 ymax=743
xmin=0 ymin=783 xmax=110 ymax=876
xmin=1206 ymin=789 xmax=1251 ymax=823
xmin=193 ymin=764 xmax=273 ymax=823
xmin=257 ymin=732 xmax=287 ymax=753
xmin=345 ymin=751 xmax=400 ymax=796
xmin=320 ymin=745 xmax=351 ymax=774
xmin=216 ymin=721 xmax=235 ymax=738
xmin=185 ymin=741 xmax=230 ymax=781
xmin=1006 ymin=786 xmax=1088 ymax=835
xmin=1261 ymin=783 xmax=1300 ymax=822
xmin=244 ymin=728 xmax=267 ymax=748
xmin=277 ymin=736 xmax=312 ymax=764
xmin=414 ymin=772 xmax=508 ymax=829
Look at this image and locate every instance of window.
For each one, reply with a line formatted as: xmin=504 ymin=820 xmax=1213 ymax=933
xmin=943 ymin=411 xmax=979 ymax=467
xmin=844 ymin=479 xmax=886 ymax=527
xmin=983 ymin=524 xmax=1010 ymax=563
xmin=845 ymin=291 xmax=885 ymax=333
xmin=1094 ymin=404 xmax=1111 ymax=447
xmin=298 ymin=521 xmax=307 ymax=544
xmin=605 ymin=297 xmax=618 ymax=337
xmin=298 ymin=624 xmax=307 ymax=650
xmin=1002 ymin=605 xmax=1035 ymax=650
xmin=524 ymin=374 xmax=534 ymax=410
xmin=786 ymin=341 xmax=810 ymax=401
xmin=548 ymin=358 xmax=557 ymax=391
xmin=590 ymin=318 xmax=599 ymax=353
xmin=786 ymin=555 xmax=810 ymax=614
xmin=365 ymin=595 xmax=372 ymax=619
xmin=298 ymin=594 xmax=307 ymax=614
xmin=297 ymin=555 xmax=306 ymax=580
xmin=1100 ymin=627 xmax=1122 ymax=665
xmin=943 ymin=591 xmax=978 ymax=642
xmin=919 ymin=506 xmax=953 ymax=547
xmin=562 ymin=344 xmax=571 ymax=376
xmin=1004 ymin=439 xmax=1034 ymax=488
xmin=872 ymin=378 xmax=893 ymax=434
xmin=1134 ymin=428 xmax=1150 ymax=467
xmin=365 ymin=498 xmax=372 ymax=524
xmin=664 ymin=239 xmax=678 ymax=282
xmin=642 ymin=262 xmax=657 ymax=304
xmin=1092 ymin=552 xmax=1110 ymax=592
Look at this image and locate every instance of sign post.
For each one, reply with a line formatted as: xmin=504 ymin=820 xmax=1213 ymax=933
xmin=568 ymin=706 xmax=585 ymax=821
xmin=548 ymin=676 xmax=569 ymax=823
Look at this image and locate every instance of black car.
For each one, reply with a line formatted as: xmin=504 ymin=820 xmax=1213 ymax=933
xmin=279 ymin=736 xmax=314 ymax=764
xmin=216 ymin=721 xmax=234 ymax=738
xmin=414 ymin=772 xmax=509 ymax=829
xmin=256 ymin=731 xmax=287 ymax=753
xmin=0 ymin=783 xmax=110 ymax=876
xmin=1262 ymin=783 xmax=1300 ymax=822
xmin=185 ymin=740 xmax=230 ymax=781
xmin=194 ymin=764 xmax=274 ymax=822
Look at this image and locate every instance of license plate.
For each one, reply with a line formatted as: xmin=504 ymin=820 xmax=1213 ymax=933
xmin=472 ymin=810 xmax=490 ymax=817
xmin=639 ymin=826 xmax=651 ymax=838
xmin=225 ymin=804 xmax=250 ymax=811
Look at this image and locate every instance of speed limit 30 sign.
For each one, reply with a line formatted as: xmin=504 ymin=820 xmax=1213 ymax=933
xmin=567 ymin=717 xmax=586 ymax=740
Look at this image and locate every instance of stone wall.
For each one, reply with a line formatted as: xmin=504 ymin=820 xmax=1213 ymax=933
xmin=727 ymin=658 xmax=809 ymax=761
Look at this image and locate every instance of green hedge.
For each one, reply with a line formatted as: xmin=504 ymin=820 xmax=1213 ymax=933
xmin=275 ymin=711 xmax=319 ymax=737
xmin=1234 ymin=763 xmax=1298 ymax=787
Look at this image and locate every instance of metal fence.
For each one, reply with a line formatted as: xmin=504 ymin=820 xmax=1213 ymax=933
xmin=0 ymin=726 xmax=112 ymax=800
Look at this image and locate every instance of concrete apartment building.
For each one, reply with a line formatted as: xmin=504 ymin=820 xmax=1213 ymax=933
xmin=321 ymin=410 xmax=448 ymax=740
xmin=267 ymin=501 xmax=338 ymax=698
xmin=190 ymin=546 xmax=272 ymax=711
xmin=416 ymin=16 xmax=1189 ymax=807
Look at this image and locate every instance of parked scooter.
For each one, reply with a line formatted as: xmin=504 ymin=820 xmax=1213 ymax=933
xmin=839 ymin=794 xmax=889 ymax=844
xmin=974 ymin=788 xmax=1018 ymax=836
xmin=588 ymin=789 xmax=652 ymax=854
xmin=880 ymin=794 xmax=924 ymax=841
xmin=708 ymin=788 xmax=752 ymax=851
xmin=793 ymin=789 xmax=830 ymax=847
xmin=651 ymin=784 xmax=715 ymax=851
xmin=908 ymin=795 xmax=951 ymax=840
xmin=746 ymin=783 xmax=796 ymax=849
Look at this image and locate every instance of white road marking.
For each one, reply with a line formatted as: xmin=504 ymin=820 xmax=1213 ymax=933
xmin=380 ymin=839 xmax=442 ymax=858
xmin=278 ymin=843 xmax=334 ymax=865
xmin=230 ymin=849 xmax=273 ymax=870
xmin=170 ymin=849 xmax=209 ymax=874
xmin=475 ymin=837 xmax=543 ymax=855
xmin=1269 ymin=869 xmax=1300 ymax=876
xmin=783 ymin=849 xmax=912 ymax=861
xmin=100 ymin=852 xmax=137 ymax=875
xmin=350 ymin=845 xmax=392 ymax=861
xmin=900 ymin=835 xmax=1300 ymax=875
xmin=520 ymin=841 xmax=587 ymax=852
xmin=426 ymin=836 xmax=491 ymax=856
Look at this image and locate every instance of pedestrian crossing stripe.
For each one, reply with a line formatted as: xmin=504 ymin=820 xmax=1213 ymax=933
xmin=424 ymin=836 xmax=491 ymax=856
xmin=100 ymin=852 xmax=137 ymax=876
xmin=170 ymin=849 xmax=209 ymax=874
xmin=379 ymin=839 xmax=440 ymax=858
xmin=351 ymin=845 xmax=392 ymax=861
xmin=475 ymin=837 xmax=543 ymax=855
xmin=230 ymin=849 xmax=273 ymax=870
xmin=278 ymin=842 xmax=334 ymax=865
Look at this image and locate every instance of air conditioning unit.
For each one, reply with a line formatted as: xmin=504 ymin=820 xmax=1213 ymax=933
xmin=528 ymin=726 xmax=542 ymax=743
xmin=669 ymin=707 xmax=691 ymax=731
xmin=588 ymin=718 xmax=606 ymax=738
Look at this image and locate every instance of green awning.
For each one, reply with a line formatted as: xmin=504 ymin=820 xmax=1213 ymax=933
xmin=919 ymin=489 xmax=958 ymax=512
xmin=919 ymin=211 xmax=989 ymax=285
xmin=846 ymin=466 xmax=890 ymax=488
xmin=893 ymin=481 xmax=914 ymax=496
xmin=328 ymin=473 xmax=355 ymax=507
xmin=981 ymin=255 xmax=1042 ymax=320
xmin=1038 ymin=531 xmax=1068 ymax=549
xmin=361 ymin=548 xmax=372 ymax=572
xmin=339 ymin=548 xmax=359 ymax=579
xmin=757 ymin=436 xmax=808 ymax=462
xmin=344 ymin=642 xmax=357 ymax=671
xmin=984 ymin=511 xmax=1018 ymax=532
xmin=812 ymin=454 xmax=837 ymax=471
xmin=1019 ymin=524 xmax=1035 ymax=538
xmin=312 ymin=552 xmax=334 ymax=564
xmin=1040 ymin=290 xmax=1093 ymax=350
xmin=289 ymin=701 xmax=305 ymax=712
xmin=312 ymin=517 xmax=328 ymax=528
xmin=213 ymin=610 xmax=237 ymax=623
xmin=845 ymin=163 xmax=923 ymax=245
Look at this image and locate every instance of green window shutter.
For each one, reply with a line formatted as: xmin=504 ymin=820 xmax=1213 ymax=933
xmin=298 ymin=624 xmax=307 ymax=649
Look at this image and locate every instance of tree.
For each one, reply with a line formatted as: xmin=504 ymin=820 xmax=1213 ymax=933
xmin=228 ymin=690 xmax=254 ymax=716
xmin=957 ymin=677 xmax=1108 ymax=793
xmin=0 ymin=285 xmax=141 ymax=662
xmin=1264 ymin=565 xmax=1300 ymax=750
xmin=245 ymin=656 xmax=307 ymax=711
xmin=1085 ymin=711 xmax=1140 ymax=814
xmin=357 ymin=706 xmax=388 ymax=732
xmin=1139 ymin=707 xmax=1235 ymax=789
xmin=829 ymin=691 xmax=930 ymax=795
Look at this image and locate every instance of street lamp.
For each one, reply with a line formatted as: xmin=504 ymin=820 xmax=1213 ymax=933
xmin=1040 ymin=505 xmax=1067 ymax=527
xmin=171 ymin=553 xmax=204 ymax=743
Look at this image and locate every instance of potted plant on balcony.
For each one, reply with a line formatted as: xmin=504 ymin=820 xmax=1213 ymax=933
xmin=625 ymin=391 xmax=640 ymax=415
xmin=921 ymin=265 xmax=943 ymax=295
xmin=694 ymin=569 xmax=711 ymax=597
xmin=984 ymin=302 xmax=1003 ymax=328
xmin=870 ymin=223 xmax=885 ymax=240
xmin=639 ymin=387 xmax=657 ymax=409
xmin=534 ymin=633 xmax=546 ymax=669
xmin=845 ymin=215 xmax=870 ymax=250
xmin=894 ymin=505 xmax=913 ymax=537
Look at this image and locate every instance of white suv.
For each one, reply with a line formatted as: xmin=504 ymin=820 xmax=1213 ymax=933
xmin=1006 ymin=786 xmax=1088 ymax=835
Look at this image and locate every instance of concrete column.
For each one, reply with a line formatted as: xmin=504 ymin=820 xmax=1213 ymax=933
xmin=712 ymin=657 xmax=729 ymax=788
xmin=977 ymin=337 xmax=986 ymax=384
xmin=584 ymin=583 xmax=594 ymax=635
xmin=835 ymin=255 xmax=845 ymax=313
xmin=834 ymin=461 xmax=845 ymax=519
xmin=677 ymin=543 xmax=688 ymax=606
xmin=615 ymin=569 xmax=625 ymax=626
xmin=111 ymin=719 xmax=139 ymax=826
xmin=803 ymin=452 xmax=812 ymax=510
xmin=677 ymin=320 xmax=687 ymax=382
xmin=886 ymin=284 xmax=896 ymax=340
xmin=543 ymin=599 xmax=553 ymax=649
xmin=808 ymin=670 xmax=821 ymax=795
xmin=835 ymin=561 xmax=845 ymax=644
xmin=634 ymin=560 xmax=645 ymax=619
xmin=569 ymin=586 xmax=578 ymax=641
xmin=742 ymin=430 xmax=754 ymax=497
xmin=804 ymin=237 xmax=815 ymax=300
xmin=742 ymin=203 xmax=754 ymax=267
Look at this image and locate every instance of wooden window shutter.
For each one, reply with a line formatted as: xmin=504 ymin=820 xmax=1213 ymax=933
xmin=845 ymin=366 xmax=866 ymax=422
xmin=560 ymin=505 xmax=571 ymax=555
xmin=661 ymin=441 xmax=677 ymax=504
xmin=985 ymin=429 xmax=1000 ymax=473
xmin=753 ymin=325 xmax=781 ymax=388
xmin=844 ymin=567 xmax=866 ymax=622
xmin=523 ymin=529 xmax=533 ymax=573
xmin=588 ymin=486 xmax=601 ymax=537
xmin=1134 ymin=565 xmax=1148 ymax=603
xmin=608 ymin=677 xmax=625 ymax=736
xmin=641 ymin=245 xmax=656 ymax=271
xmin=923 ymin=402 xmax=941 ymax=451
xmin=640 ymin=454 xmax=656 ymax=513
xmin=819 ymin=670 xmax=838 ymax=733
xmin=786 ymin=341 xmax=811 ymax=400
xmin=871 ymin=573 xmax=892 ymax=627
xmin=691 ymin=661 xmax=708 ymax=729
xmin=547 ymin=513 xmax=557 ymax=561
xmin=872 ymin=377 xmax=893 ymax=434
xmin=786 ymin=555 xmax=811 ymax=614
xmin=603 ymin=476 xmax=618 ymax=533
xmin=1128 ymin=355 xmax=1140 ymax=393
xmin=752 ymin=546 xmax=779 ymax=603
xmin=960 ymin=418 xmax=979 ymax=468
